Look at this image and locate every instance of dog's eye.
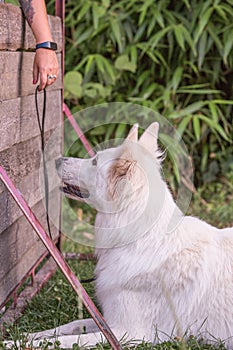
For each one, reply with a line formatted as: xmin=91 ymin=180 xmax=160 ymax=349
xmin=92 ymin=157 xmax=98 ymax=166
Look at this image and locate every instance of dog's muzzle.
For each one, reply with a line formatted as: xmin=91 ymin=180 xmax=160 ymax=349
xmin=55 ymin=158 xmax=90 ymax=199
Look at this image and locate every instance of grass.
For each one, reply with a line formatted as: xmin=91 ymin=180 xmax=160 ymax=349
xmin=0 ymin=173 xmax=232 ymax=349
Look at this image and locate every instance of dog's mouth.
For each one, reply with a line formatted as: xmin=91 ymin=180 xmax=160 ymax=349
xmin=60 ymin=182 xmax=90 ymax=199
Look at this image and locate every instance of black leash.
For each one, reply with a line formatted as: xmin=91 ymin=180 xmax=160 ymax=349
xmin=35 ymin=86 xmax=95 ymax=283
xmin=35 ymin=86 xmax=53 ymax=240
xmin=80 ymin=277 xmax=96 ymax=283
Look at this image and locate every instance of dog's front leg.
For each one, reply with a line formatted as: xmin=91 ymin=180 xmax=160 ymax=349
xmin=28 ymin=318 xmax=98 ymax=339
xmin=29 ymin=324 xmax=123 ymax=349
xmin=27 ymin=331 xmax=107 ymax=349
xmin=3 ymin=319 xmax=102 ymax=349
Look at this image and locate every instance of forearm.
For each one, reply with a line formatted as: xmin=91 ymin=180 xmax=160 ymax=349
xmin=19 ymin=0 xmax=53 ymax=43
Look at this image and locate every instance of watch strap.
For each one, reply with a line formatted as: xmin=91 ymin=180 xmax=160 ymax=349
xmin=36 ymin=41 xmax=57 ymax=51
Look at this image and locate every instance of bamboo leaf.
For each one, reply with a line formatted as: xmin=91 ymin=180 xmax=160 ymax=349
xmin=178 ymin=83 xmax=210 ymax=89
xmin=139 ymin=0 xmax=154 ymax=26
xmin=104 ymin=124 xmax=116 ymax=141
xmin=150 ymin=26 xmax=172 ymax=50
xmin=193 ymin=115 xmax=201 ymax=141
xmin=95 ymin=54 xmax=105 ymax=74
xmin=141 ymin=83 xmax=158 ymax=99
xmin=159 ymin=134 xmax=182 ymax=183
xmin=110 ymin=18 xmax=123 ymax=53
xmin=214 ymin=4 xmax=227 ymax=21
xmin=75 ymin=27 xmax=93 ymax=46
xmin=177 ymin=115 xmax=193 ymax=137
xmin=74 ymin=56 xmax=89 ymax=71
xmin=207 ymin=22 xmax=223 ymax=54
xmin=208 ymin=102 xmax=218 ymax=123
xmin=134 ymin=70 xmax=151 ymax=90
xmin=145 ymin=50 xmax=160 ymax=64
xmin=223 ymin=28 xmax=233 ymax=65
xmin=101 ymin=58 xmax=116 ymax=84
xmin=177 ymin=89 xmax=221 ymax=94
xmin=115 ymin=123 xmax=127 ymax=139
xmin=181 ymin=26 xmax=197 ymax=56
xmin=174 ymin=24 xmax=185 ymax=51
xmin=77 ymin=1 xmax=91 ymax=21
xmin=198 ymin=115 xmax=230 ymax=141
xmin=153 ymin=8 xmax=165 ymax=29
xmin=168 ymin=101 xmax=207 ymax=119
xmin=194 ymin=7 xmax=214 ymax=44
xmin=182 ymin=0 xmax=191 ymax=9
xmin=130 ymin=46 xmax=138 ymax=65
xmin=84 ymin=55 xmax=95 ymax=75
xmin=147 ymin=16 xmax=156 ymax=37
xmin=134 ymin=22 xmax=147 ymax=42
xmin=212 ymin=99 xmax=233 ymax=105
xmin=198 ymin=31 xmax=207 ymax=69
xmin=172 ymin=67 xmax=183 ymax=93
xmin=95 ymin=55 xmax=116 ymax=85
xmin=201 ymin=143 xmax=209 ymax=172
xmin=92 ymin=3 xmax=106 ymax=30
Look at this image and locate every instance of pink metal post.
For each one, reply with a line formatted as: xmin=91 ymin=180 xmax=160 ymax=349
xmin=63 ymin=103 xmax=95 ymax=157
xmin=0 ymin=165 xmax=122 ymax=350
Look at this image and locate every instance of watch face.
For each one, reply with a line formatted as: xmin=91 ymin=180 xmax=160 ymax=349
xmin=50 ymin=42 xmax=57 ymax=50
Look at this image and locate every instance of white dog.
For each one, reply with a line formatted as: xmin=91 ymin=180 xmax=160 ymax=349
xmin=8 ymin=123 xmax=233 ymax=348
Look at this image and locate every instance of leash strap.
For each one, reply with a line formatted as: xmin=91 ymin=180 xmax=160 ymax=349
xmin=35 ymin=90 xmax=95 ymax=283
xmin=35 ymin=86 xmax=52 ymax=240
xmin=80 ymin=277 xmax=96 ymax=283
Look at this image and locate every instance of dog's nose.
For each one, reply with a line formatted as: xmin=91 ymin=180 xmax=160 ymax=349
xmin=55 ymin=157 xmax=63 ymax=170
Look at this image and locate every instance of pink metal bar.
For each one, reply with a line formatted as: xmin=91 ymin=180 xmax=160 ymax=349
xmin=55 ymin=0 xmax=64 ymax=20
xmin=55 ymin=0 xmax=65 ymax=105
xmin=0 ymin=165 xmax=122 ymax=350
xmin=63 ymin=103 xmax=95 ymax=157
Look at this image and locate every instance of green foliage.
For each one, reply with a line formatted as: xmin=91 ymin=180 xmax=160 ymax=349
xmin=64 ymin=0 xmax=233 ymax=185
xmin=5 ymin=0 xmax=19 ymax=5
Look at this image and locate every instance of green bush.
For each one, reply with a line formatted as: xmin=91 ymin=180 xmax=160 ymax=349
xmin=63 ymin=0 xmax=233 ymax=185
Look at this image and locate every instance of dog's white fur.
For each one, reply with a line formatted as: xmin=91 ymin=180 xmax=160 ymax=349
xmin=7 ymin=123 xmax=233 ymax=348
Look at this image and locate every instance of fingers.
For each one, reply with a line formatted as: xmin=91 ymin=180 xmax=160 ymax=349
xmin=33 ymin=60 xmax=39 ymax=85
xmin=39 ymin=70 xmax=49 ymax=91
xmin=33 ymin=49 xmax=59 ymax=91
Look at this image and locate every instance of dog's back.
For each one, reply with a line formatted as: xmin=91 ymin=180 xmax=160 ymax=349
xmin=95 ymin=214 xmax=233 ymax=345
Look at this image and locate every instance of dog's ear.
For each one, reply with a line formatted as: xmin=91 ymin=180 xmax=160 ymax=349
xmin=139 ymin=122 xmax=159 ymax=151
xmin=125 ymin=123 xmax=138 ymax=143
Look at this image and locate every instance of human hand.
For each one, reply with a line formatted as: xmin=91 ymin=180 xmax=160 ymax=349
xmin=33 ymin=49 xmax=59 ymax=91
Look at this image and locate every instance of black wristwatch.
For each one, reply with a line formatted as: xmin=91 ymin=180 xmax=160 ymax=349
xmin=36 ymin=41 xmax=57 ymax=51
